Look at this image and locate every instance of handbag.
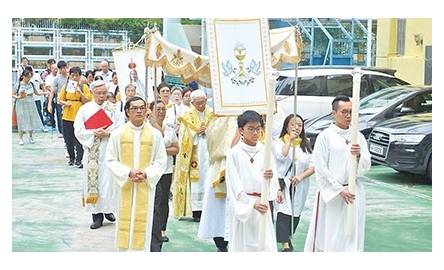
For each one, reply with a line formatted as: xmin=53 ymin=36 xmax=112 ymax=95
xmin=12 ymin=104 xmax=17 ymax=127
xmin=12 ymin=82 xmax=20 ymax=128
xmin=278 ymin=163 xmax=293 ymax=191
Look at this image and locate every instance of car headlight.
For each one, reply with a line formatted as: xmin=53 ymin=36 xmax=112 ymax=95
xmin=390 ymin=134 xmax=425 ymax=143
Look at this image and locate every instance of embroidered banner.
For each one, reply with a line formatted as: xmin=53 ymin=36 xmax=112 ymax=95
xmin=206 ymin=18 xmax=272 ymax=116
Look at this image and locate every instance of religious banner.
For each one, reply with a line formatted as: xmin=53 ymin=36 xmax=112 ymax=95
xmin=142 ymin=23 xmax=302 ymax=108
xmin=206 ymin=18 xmax=272 ymax=116
xmin=112 ymin=49 xmax=155 ymax=103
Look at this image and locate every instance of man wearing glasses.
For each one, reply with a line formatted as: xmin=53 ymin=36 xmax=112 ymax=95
xmin=106 ymin=96 xmax=167 ymax=252
xmin=172 ymin=90 xmax=213 ymax=223
xmin=74 ymin=80 xmax=126 ymax=230
xmin=304 ymin=95 xmax=371 ymax=252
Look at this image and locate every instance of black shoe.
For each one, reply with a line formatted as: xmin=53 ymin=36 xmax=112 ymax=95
xmin=193 ymin=217 xmax=200 ymax=222
xmin=75 ymin=160 xmax=83 ymax=168
xmin=68 ymin=159 xmax=74 ymax=166
xmin=90 ymin=213 xmax=104 ymax=229
xmin=162 ymin=236 xmax=169 ymax=242
xmin=217 ymin=246 xmax=228 ymax=252
xmin=104 ymin=213 xmax=116 ymax=222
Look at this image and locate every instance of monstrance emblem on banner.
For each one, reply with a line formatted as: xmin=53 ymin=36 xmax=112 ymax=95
xmin=206 ymin=18 xmax=272 ymax=116
xmin=222 ymin=44 xmax=262 ymax=86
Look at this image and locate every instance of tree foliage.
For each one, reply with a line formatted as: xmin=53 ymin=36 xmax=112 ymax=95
xmin=12 ymin=18 xmax=201 ymax=43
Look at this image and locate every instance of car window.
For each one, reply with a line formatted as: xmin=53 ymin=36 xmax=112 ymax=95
xmin=275 ymin=76 xmax=323 ymax=96
xmin=370 ymin=75 xmax=409 ymax=92
xmin=325 ymin=74 xmax=370 ymax=98
xmin=298 ymin=76 xmax=322 ymax=96
xmin=400 ymin=91 xmax=432 ymax=114
xmin=360 ymin=90 xmax=410 ymax=110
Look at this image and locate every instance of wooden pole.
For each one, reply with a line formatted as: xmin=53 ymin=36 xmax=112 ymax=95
xmin=258 ymin=76 xmax=277 ymax=250
xmin=346 ymin=67 xmax=363 ymax=235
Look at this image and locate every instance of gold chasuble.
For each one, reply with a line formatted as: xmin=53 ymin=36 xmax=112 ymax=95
xmin=173 ymin=106 xmax=213 ymax=218
xmin=206 ymin=116 xmax=238 ymax=199
xmin=118 ymin=123 xmax=153 ymax=250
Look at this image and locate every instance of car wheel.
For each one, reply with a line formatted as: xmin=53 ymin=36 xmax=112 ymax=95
xmin=426 ymin=155 xmax=432 ymax=183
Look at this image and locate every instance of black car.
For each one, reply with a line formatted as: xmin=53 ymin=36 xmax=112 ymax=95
xmin=368 ymin=113 xmax=432 ymax=183
xmin=305 ymin=85 xmax=432 ymax=147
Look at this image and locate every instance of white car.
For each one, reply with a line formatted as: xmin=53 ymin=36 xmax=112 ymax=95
xmin=275 ymin=66 xmax=410 ymax=120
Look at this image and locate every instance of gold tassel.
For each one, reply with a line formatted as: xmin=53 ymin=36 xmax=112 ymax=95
xmin=86 ymin=193 xmax=99 ymax=204
xmin=81 ymin=197 xmax=85 ymax=207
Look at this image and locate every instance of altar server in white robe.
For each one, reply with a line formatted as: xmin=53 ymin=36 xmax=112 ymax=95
xmin=226 ymin=110 xmax=281 ymax=252
xmin=74 ymin=80 xmax=125 ymax=229
xmin=304 ymin=95 xmax=371 ymax=252
xmin=106 ymin=96 xmax=167 ymax=252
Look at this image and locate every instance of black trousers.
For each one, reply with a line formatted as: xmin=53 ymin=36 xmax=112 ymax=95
xmin=275 ymin=212 xmax=300 ymax=243
xmin=63 ymin=120 xmax=83 ymax=162
xmin=158 ymin=173 xmax=172 ymax=231
xmin=151 ymin=183 xmax=163 ymax=252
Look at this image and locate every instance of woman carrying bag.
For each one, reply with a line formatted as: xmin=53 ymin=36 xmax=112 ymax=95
xmin=12 ymin=68 xmax=49 ymax=145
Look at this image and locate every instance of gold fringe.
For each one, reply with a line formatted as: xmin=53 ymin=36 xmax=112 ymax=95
xmin=81 ymin=197 xmax=85 ymax=207
xmin=214 ymin=192 xmax=226 ymax=199
xmin=86 ymin=193 xmax=99 ymax=204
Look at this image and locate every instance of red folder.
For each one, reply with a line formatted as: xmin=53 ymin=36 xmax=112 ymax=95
xmin=84 ymin=108 xmax=113 ymax=130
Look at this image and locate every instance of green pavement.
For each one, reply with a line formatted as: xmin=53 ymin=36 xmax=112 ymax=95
xmin=11 ymin=130 xmax=433 ymax=254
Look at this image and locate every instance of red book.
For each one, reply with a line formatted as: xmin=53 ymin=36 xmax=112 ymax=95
xmin=84 ymin=108 xmax=113 ymax=130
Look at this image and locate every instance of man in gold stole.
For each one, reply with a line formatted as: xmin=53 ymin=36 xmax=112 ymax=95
xmin=106 ymin=96 xmax=167 ymax=252
xmin=172 ymin=90 xmax=213 ymax=221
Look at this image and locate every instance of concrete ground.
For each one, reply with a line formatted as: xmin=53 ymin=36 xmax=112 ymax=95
xmin=9 ymin=129 xmax=436 ymax=269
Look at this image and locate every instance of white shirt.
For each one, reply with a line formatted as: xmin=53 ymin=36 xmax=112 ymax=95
xmin=31 ymin=73 xmax=44 ymax=101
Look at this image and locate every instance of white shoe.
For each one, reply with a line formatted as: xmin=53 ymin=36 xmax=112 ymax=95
xmin=29 ymin=137 xmax=35 ymax=144
xmin=19 ymin=139 xmax=24 ymax=146
xmin=43 ymin=128 xmax=48 ymax=132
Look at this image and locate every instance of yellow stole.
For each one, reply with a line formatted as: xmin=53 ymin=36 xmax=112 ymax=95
xmin=280 ymin=134 xmax=302 ymax=147
xmin=173 ymin=106 xmax=213 ymax=218
xmin=118 ymin=123 xmax=153 ymax=250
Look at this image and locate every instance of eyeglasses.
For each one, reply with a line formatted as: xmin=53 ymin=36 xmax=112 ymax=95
xmin=339 ymin=110 xmax=352 ymax=117
xmin=129 ymin=106 xmax=147 ymax=112
xmin=156 ymin=108 xmax=166 ymax=112
xmin=244 ymin=126 xmax=263 ymax=133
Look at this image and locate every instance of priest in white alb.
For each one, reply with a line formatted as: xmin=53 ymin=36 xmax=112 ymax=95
xmin=106 ymin=96 xmax=167 ymax=252
xmin=74 ymin=80 xmax=126 ymax=230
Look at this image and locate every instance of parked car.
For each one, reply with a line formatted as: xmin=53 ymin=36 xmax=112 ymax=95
xmin=275 ymin=66 xmax=410 ymax=120
xmin=304 ymin=85 xmax=432 ymax=147
xmin=368 ymin=112 xmax=432 ymax=183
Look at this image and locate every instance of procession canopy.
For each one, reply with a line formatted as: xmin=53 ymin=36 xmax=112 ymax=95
xmin=143 ymin=25 xmax=303 ymax=90
xmin=270 ymin=26 xmax=303 ymax=69
xmin=144 ymin=30 xmax=212 ymax=88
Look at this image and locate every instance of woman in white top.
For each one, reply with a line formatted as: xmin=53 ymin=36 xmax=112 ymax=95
xmin=272 ymin=113 xmax=315 ymax=252
xmin=148 ymin=100 xmax=179 ymax=244
xmin=179 ymin=86 xmax=192 ymax=115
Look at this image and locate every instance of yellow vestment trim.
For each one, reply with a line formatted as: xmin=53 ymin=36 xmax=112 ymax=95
xmin=118 ymin=122 xmax=153 ymax=250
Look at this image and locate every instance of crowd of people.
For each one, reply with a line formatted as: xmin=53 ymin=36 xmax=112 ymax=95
xmin=13 ymin=57 xmax=371 ymax=252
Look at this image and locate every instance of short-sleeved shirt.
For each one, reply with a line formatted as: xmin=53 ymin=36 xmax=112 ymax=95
xmin=58 ymin=83 xmax=92 ymax=122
